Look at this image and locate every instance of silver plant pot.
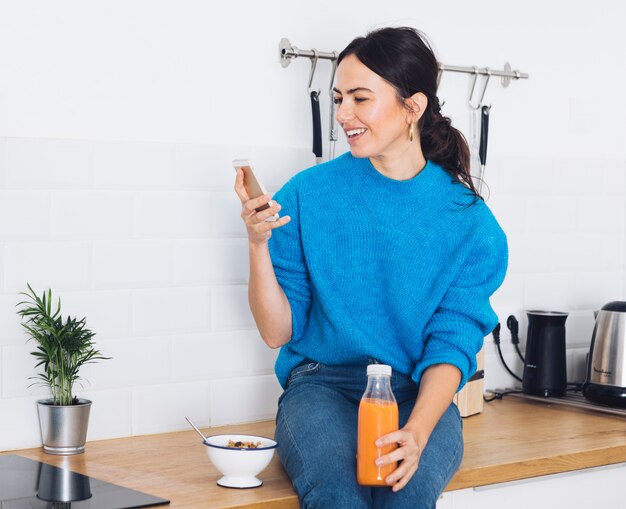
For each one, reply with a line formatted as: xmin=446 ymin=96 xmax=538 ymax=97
xmin=37 ymin=398 xmax=92 ymax=455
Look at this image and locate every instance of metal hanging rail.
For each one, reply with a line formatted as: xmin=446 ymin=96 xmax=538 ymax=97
xmin=279 ymin=38 xmax=529 ymax=84
xmin=278 ymin=37 xmax=529 ymax=164
xmin=279 ymin=38 xmax=337 ymax=67
xmin=439 ymin=63 xmax=529 ymax=88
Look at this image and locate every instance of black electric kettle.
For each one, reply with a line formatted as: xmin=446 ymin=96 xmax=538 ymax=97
xmin=522 ymin=310 xmax=568 ymax=397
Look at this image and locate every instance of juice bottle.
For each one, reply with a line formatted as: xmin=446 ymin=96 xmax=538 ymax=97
xmin=357 ymin=364 xmax=399 ymax=486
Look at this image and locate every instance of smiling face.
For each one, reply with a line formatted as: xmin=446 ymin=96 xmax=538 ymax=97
xmin=334 ymin=54 xmax=413 ymax=160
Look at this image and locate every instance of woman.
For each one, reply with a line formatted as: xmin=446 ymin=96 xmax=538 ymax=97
xmin=234 ymin=26 xmax=507 ymax=509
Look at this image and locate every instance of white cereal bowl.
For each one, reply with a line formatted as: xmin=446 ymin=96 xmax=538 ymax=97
xmin=203 ymin=434 xmax=278 ymax=489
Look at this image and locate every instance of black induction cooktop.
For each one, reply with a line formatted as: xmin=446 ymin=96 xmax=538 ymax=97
xmin=0 ymin=455 xmax=169 ymax=508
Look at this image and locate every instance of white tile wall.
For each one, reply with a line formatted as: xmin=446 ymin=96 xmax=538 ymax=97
xmin=7 ymin=138 xmax=94 ymax=188
xmin=80 ymin=336 xmax=172 ymax=390
xmin=209 ymin=375 xmax=283 ymax=426
xmin=93 ymin=240 xmax=174 ymax=289
xmin=171 ymin=331 xmax=248 ymax=382
xmin=132 ymin=381 xmax=210 ymax=435
xmin=57 ymin=290 xmax=133 ymax=340
xmin=0 ymin=294 xmax=25 ymax=346
xmin=0 ymin=191 xmax=51 ymax=240
xmin=1 ymin=343 xmax=50 ymax=398
xmin=135 ymin=191 xmax=212 ymax=237
xmin=173 ymin=238 xmax=249 ymax=285
xmin=94 ymin=141 xmax=174 ymax=189
xmin=211 ymin=192 xmax=247 ymax=237
xmin=133 ymin=287 xmax=211 ymax=335
xmin=0 ymin=138 xmax=7 ymax=185
xmin=51 ymin=191 xmax=134 ymax=239
xmin=82 ymin=388 xmax=132 ymax=441
xmin=174 ymin=144 xmax=251 ymax=191
xmin=210 ymin=285 xmax=256 ymax=331
xmin=0 ymin=245 xmax=4 ymax=302
xmin=0 ymin=396 xmax=41 ymax=451
xmin=0 ymin=136 xmax=624 ymax=451
xmin=4 ymin=241 xmax=92 ymax=292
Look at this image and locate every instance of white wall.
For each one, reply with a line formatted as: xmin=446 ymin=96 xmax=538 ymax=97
xmin=0 ymin=0 xmax=625 ymax=450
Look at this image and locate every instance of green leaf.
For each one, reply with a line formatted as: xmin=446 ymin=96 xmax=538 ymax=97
xmin=16 ymin=283 xmax=109 ymax=403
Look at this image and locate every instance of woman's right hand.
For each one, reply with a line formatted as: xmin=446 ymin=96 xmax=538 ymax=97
xmin=234 ymin=169 xmax=291 ymax=245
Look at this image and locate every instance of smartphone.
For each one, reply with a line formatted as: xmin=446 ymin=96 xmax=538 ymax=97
xmin=232 ymin=159 xmax=279 ymax=222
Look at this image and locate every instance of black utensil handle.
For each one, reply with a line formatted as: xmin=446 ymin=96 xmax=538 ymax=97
xmin=479 ymin=105 xmax=490 ymax=166
xmin=310 ymin=91 xmax=322 ymax=159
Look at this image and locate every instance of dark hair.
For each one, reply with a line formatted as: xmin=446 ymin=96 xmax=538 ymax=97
xmin=338 ymin=26 xmax=480 ymax=201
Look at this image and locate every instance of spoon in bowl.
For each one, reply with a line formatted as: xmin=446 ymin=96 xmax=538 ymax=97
xmin=185 ymin=416 xmax=208 ymax=443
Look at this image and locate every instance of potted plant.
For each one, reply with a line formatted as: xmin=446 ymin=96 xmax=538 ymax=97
xmin=17 ymin=283 xmax=110 ymax=455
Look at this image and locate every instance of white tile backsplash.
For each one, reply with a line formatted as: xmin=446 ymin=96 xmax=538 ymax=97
xmin=489 ymin=273 xmax=525 ymax=324
xmin=81 ymin=388 xmax=132 ymax=441
xmin=133 ymin=287 xmax=211 ymax=334
xmin=80 ymin=336 xmax=171 ymax=390
xmin=524 ymin=273 xmax=579 ymax=310
xmin=94 ymin=141 xmax=174 ymax=189
xmin=507 ymin=234 xmax=551 ymax=274
xmin=51 ymin=191 xmax=134 ymax=239
xmin=526 ymin=196 xmax=578 ymax=233
xmin=174 ymin=144 xmax=251 ymax=191
xmin=488 ymin=195 xmax=527 ymax=234
xmin=207 ymin=239 xmax=249 ymax=283
xmin=0 ymin=294 xmax=26 ymax=346
xmin=56 ymin=290 xmax=133 ymax=340
xmin=248 ymin=146 xmax=310 ymax=189
xmin=247 ymin=333 xmax=280 ymax=375
xmin=0 ymin=191 xmax=51 ymax=239
xmin=173 ymin=238 xmax=249 ymax=285
xmin=209 ymin=375 xmax=283 ymax=426
xmin=171 ymin=331 xmax=250 ymax=382
xmin=0 ymin=136 xmax=624 ymax=452
xmin=93 ymin=240 xmax=174 ymax=289
xmin=0 ymin=138 xmax=7 ymax=186
xmin=1 ymin=344 xmax=50 ymax=398
xmin=210 ymin=285 xmax=256 ymax=331
xmin=601 ymin=159 xmax=626 ymax=195
xmin=132 ymin=381 xmax=210 ymax=435
xmin=0 ymin=244 xmax=4 ymax=299
xmin=4 ymin=241 xmax=92 ymax=292
xmin=211 ymin=192 xmax=247 ymax=237
xmin=574 ymin=272 xmax=623 ymax=310
xmin=134 ymin=191 xmax=212 ymax=237
xmin=577 ymin=196 xmax=625 ymax=233
xmin=7 ymin=138 xmax=94 ymax=188
xmin=554 ymin=158 xmax=601 ymax=196
xmin=0 ymin=396 xmax=42 ymax=451
xmin=498 ymin=156 xmax=557 ymax=195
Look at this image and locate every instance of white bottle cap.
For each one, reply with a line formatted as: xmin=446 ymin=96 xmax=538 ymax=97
xmin=367 ymin=364 xmax=392 ymax=376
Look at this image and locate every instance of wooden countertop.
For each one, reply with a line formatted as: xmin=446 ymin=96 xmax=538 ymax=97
xmin=3 ymin=398 xmax=626 ymax=508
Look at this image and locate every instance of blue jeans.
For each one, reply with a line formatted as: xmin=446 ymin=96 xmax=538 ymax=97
xmin=275 ymin=361 xmax=463 ymax=509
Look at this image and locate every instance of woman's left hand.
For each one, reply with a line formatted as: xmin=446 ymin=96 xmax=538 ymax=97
xmin=375 ymin=427 xmax=425 ymax=492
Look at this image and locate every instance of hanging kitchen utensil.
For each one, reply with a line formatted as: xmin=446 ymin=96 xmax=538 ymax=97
xmin=477 ymin=104 xmax=491 ymax=194
xmin=468 ymin=67 xmax=491 ymax=110
xmin=308 ymin=49 xmax=323 ymax=164
xmin=327 ymin=51 xmax=339 ymax=160
xmin=310 ymin=92 xmax=322 ymax=163
xmin=469 ymin=108 xmax=481 ymax=191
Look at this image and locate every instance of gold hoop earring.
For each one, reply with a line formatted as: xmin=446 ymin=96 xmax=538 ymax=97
xmin=409 ymin=124 xmax=415 ymax=142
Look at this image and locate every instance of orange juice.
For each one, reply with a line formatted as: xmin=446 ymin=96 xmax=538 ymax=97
xmin=357 ymin=397 xmax=399 ymax=486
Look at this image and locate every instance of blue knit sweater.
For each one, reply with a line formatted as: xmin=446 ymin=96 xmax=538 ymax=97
xmin=268 ymin=153 xmax=508 ymax=391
